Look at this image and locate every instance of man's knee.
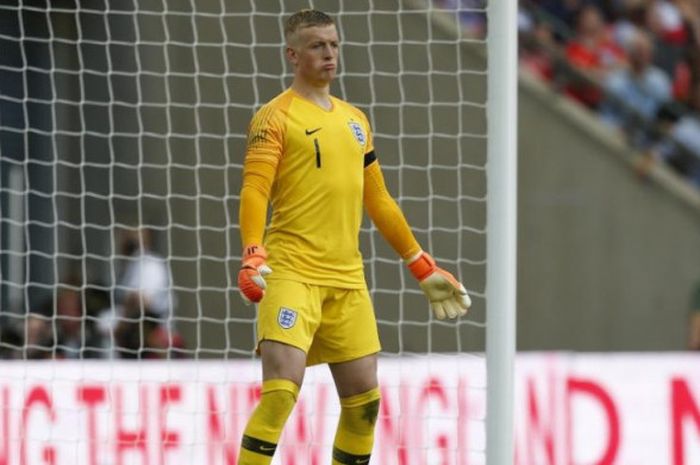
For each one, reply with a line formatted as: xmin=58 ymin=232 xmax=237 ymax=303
xmin=339 ymin=387 xmax=381 ymax=433
xmin=256 ymin=379 xmax=299 ymax=427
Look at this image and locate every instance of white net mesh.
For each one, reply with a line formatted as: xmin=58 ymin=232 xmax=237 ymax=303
xmin=0 ymin=0 xmax=490 ymax=461
xmin=0 ymin=0 xmax=487 ymax=360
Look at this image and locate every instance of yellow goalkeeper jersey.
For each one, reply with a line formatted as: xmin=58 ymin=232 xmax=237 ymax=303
xmin=244 ymin=88 xmax=374 ymax=288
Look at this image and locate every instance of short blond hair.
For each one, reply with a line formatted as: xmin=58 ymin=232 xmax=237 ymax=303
xmin=284 ymin=9 xmax=334 ymax=43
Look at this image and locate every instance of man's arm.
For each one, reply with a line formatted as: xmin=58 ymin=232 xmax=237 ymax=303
xmin=238 ymin=160 xmax=276 ymax=304
xmin=240 ymin=161 xmax=275 ymax=246
xmin=363 ymin=159 xmax=471 ymax=319
xmin=237 ymin=104 xmax=283 ymax=304
xmin=362 ymin=157 xmax=421 ymax=259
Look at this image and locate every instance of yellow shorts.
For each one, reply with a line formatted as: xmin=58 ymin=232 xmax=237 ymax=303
xmin=256 ymin=279 xmax=381 ymax=366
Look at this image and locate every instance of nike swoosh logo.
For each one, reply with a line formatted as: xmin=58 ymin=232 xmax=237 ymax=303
xmin=260 ymin=445 xmax=276 ymax=451
xmin=305 ymin=127 xmax=322 ymax=135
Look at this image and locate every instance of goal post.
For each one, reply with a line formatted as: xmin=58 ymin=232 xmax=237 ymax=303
xmin=486 ymin=1 xmax=518 ymax=465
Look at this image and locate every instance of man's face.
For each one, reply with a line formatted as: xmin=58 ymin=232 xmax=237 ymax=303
xmin=629 ymin=36 xmax=652 ymax=71
xmin=287 ymin=24 xmax=339 ymax=86
xmin=578 ymin=7 xmax=603 ymax=36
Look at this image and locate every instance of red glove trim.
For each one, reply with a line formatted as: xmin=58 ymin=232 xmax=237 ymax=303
xmin=407 ymin=251 xmax=437 ymax=281
xmin=243 ymin=244 xmax=267 ymax=262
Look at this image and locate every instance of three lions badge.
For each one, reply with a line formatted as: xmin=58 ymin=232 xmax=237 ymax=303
xmin=348 ymin=121 xmax=366 ymax=147
xmin=278 ymin=307 xmax=297 ymax=329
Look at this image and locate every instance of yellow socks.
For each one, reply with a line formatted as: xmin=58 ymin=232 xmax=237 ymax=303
xmin=238 ymin=379 xmax=299 ymax=465
xmin=239 ymin=382 xmax=380 ymax=465
xmin=332 ymin=387 xmax=381 ymax=465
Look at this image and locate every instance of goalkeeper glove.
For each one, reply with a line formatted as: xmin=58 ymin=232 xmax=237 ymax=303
xmin=238 ymin=244 xmax=272 ymax=304
xmin=407 ymin=251 xmax=471 ymax=320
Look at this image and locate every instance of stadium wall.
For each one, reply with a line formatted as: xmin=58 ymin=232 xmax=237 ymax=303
xmin=518 ymin=72 xmax=700 ymax=351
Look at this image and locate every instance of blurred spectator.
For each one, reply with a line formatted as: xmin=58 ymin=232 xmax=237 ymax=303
xmin=24 ymin=312 xmax=54 ymax=360
xmin=675 ymin=0 xmax=700 ymax=89
xmin=565 ymin=4 xmax=627 ymax=108
xmin=599 ymin=30 xmax=672 ymax=143
xmin=596 ymin=0 xmax=627 ymax=22
xmin=113 ymin=292 xmax=185 ymax=359
xmin=671 ymin=55 xmax=695 ymax=102
xmin=688 ymin=280 xmax=700 ymax=350
xmin=434 ymin=0 xmax=486 ymax=38
xmin=146 ymin=324 xmax=185 ymax=358
xmin=520 ymin=15 xmax=557 ymax=82
xmin=672 ymin=81 xmax=700 ymax=155
xmin=54 ymin=287 xmax=103 ymax=359
xmin=650 ymin=0 xmax=689 ymax=45
xmin=96 ymin=227 xmax=183 ymax=358
xmin=538 ymin=0 xmax=587 ymax=30
xmin=516 ymin=0 xmax=700 ymax=189
xmin=116 ymin=227 xmax=174 ymax=321
xmin=611 ymin=0 xmax=647 ymax=48
xmin=647 ymin=1 xmax=697 ymax=100
xmin=0 ymin=320 xmax=22 ymax=359
xmin=652 ymin=82 xmax=700 ymax=184
xmin=689 ymin=312 xmax=700 ymax=350
xmin=517 ymin=0 xmax=700 ymax=187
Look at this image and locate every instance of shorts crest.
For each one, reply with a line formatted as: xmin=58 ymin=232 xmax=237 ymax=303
xmin=277 ymin=307 xmax=297 ymax=329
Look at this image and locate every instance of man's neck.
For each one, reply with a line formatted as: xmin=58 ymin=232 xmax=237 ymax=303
xmin=291 ymin=80 xmax=332 ymax=110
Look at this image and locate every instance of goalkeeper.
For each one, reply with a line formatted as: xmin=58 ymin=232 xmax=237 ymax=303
xmin=237 ymin=9 xmax=471 ymax=465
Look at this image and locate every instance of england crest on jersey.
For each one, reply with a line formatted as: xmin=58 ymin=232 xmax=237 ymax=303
xmin=348 ymin=121 xmax=366 ymax=147
xmin=278 ymin=307 xmax=297 ymax=329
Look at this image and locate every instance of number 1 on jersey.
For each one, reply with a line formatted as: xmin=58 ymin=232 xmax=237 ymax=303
xmin=314 ymin=138 xmax=321 ymax=168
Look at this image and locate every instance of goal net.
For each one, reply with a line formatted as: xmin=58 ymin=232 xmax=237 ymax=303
xmin=0 ymin=0 xmax=511 ymax=464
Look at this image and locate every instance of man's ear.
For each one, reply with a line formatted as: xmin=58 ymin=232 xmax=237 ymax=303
xmin=285 ymin=46 xmax=297 ymax=66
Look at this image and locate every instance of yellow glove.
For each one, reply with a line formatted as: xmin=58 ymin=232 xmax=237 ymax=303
xmin=407 ymin=251 xmax=471 ymax=320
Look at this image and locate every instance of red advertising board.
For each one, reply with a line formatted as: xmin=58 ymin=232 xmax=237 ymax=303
xmin=0 ymin=354 xmax=698 ymax=464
